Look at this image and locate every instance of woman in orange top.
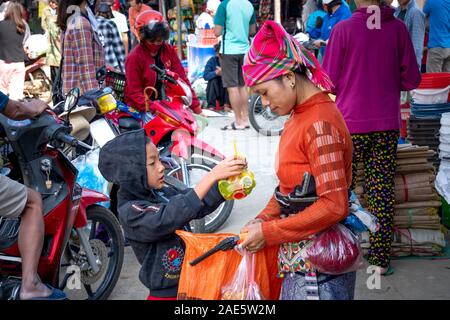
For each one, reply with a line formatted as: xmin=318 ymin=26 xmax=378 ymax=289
xmin=240 ymin=21 xmax=355 ymax=300
xmin=128 ymin=0 xmax=151 ymax=46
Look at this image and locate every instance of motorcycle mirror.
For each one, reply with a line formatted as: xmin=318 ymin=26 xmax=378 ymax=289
xmin=64 ymin=88 xmax=80 ymax=119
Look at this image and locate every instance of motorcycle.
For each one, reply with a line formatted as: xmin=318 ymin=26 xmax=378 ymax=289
xmin=62 ymin=66 xmax=234 ymax=233
xmin=0 ymin=88 xmax=124 ymax=300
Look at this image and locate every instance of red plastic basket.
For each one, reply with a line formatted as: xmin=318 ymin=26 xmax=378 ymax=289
xmin=105 ymin=70 xmax=126 ymax=102
xmin=418 ymin=72 xmax=450 ymax=89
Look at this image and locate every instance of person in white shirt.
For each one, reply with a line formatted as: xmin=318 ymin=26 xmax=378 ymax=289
xmin=196 ymin=0 xmax=220 ymax=29
xmin=101 ymin=0 xmax=129 ymax=55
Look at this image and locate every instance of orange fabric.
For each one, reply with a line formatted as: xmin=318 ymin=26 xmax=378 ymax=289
xmin=257 ymin=92 xmax=353 ymax=246
xmin=176 ymin=231 xmax=282 ymax=300
xmin=129 ymin=4 xmax=152 ymax=38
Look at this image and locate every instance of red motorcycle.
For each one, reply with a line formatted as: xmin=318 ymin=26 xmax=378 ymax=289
xmin=100 ymin=66 xmax=234 ymax=233
xmin=0 ymin=88 xmax=124 ymax=300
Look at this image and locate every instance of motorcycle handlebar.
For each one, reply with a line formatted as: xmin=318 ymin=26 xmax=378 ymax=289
xmin=150 ymin=64 xmax=177 ymax=84
xmin=54 ymin=130 xmax=79 ymax=147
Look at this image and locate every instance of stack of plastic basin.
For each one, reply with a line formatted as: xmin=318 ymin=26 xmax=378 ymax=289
xmin=407 ymin=73 xmax=450 ymax=167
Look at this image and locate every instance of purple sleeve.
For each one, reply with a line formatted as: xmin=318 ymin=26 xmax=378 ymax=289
xmin=398 ymin=24 xmax=422 ymax=91
xmin=322 ymin=27 xmax=344 ymax=95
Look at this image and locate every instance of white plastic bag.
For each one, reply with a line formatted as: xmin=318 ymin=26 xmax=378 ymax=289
xmin=221 ymin=251 xmax=264 ymax=300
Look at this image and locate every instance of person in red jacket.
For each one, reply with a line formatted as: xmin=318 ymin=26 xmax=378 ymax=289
xmin=124 ymin=10 xmax=202 ymax=116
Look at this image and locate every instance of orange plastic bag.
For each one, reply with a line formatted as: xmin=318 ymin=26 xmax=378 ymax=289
xmin=176 ymin=231 xmax=282 ymax=300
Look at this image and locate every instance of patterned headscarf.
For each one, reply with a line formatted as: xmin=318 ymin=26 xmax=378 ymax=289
xmin=243 ymin=21 xmax=333 ymax=91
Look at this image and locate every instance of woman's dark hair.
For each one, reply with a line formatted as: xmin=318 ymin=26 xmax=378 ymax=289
xmin=140 ymin=21 xmax=170 ymax=42
xmin=275 ymin=65 xmax=307 ymax=82
xmin=5 ymin=2 xmax=26 ymax=34
xmin=4 ymin=2 xmax=25 ymax=34
xmin=57 ymin=0 xmax=85 ymax=31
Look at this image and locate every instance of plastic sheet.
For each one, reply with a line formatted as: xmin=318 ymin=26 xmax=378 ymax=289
xmin=343 ymin=192 xmax=380 ymax=234
xmin=72 ymin=149 xmax=110 ymax=207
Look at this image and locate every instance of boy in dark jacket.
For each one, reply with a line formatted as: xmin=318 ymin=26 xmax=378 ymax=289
xmin=98 ymin=129 xmax=246 ymax=299
xmin=203 ymin=42 xmax=230 ymax=112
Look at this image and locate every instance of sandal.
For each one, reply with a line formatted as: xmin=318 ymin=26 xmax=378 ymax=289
xmin=221 ymin=122 xmax=248 ymax=131
xmin=381 ymin=265 xmax=395 ymax=276
xmin=17 ymin=284 xmax=67 ymax=300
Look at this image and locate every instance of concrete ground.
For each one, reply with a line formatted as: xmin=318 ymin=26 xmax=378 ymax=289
xmin=108 ymin=115 xmax=450 ymax=300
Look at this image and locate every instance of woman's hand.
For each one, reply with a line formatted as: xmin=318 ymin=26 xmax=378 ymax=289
xmin=208 ymin=155 xmax=247 ymax=182
xmin=239 ymin=222 xmax=266 ymax=253
xmin=242 ymin=218 xmax=264 ymax=229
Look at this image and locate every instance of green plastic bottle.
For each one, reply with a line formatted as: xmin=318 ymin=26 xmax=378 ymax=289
xmin=218 ymin=140 xmax=256 ymax=200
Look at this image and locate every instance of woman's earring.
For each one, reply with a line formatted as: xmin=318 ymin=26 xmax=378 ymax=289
xmin=291 ymin=83 xmax=295 ymax=89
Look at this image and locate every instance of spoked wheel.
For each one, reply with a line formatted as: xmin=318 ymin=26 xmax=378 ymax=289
xmin=166 ymin=157 xmax=234 ymax=233
xmin=59 ymin=205 xmax=124 ymax=300
xmin=248 ymin=94 xmax=289 ymax=136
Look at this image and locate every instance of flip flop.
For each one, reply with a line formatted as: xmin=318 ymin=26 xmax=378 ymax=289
xmin=28 ymin=284 xmax=67 ymax=300
xmin=221 ymin=122 xmax=247 ymax=131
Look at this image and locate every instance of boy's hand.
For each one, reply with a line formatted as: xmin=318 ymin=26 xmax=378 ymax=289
xmin=209 ymin=155 xmax=247 ymax=182
xmin=193 ymin=156 xmax=247 ymax=201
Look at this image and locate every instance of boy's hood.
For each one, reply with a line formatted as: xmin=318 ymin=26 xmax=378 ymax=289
xmin=98 ymin=129 xmax=153 ymax=200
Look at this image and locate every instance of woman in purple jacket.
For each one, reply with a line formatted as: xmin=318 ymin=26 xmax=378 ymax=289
xmin=322 ymin=0 xmax=421 ymax=275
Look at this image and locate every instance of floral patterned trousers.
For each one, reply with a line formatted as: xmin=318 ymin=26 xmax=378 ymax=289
xmin=351 ymin=130 xmax=399 ymax=268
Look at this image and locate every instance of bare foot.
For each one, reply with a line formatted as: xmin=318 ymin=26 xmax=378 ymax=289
xmin=20 ymin=282 xmax=52 ymax=300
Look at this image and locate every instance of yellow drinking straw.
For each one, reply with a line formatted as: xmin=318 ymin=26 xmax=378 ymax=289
xmin=233 ymin=138 xmax=237 ymax=158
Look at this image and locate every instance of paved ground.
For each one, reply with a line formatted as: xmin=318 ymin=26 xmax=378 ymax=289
xmin=108 ymin=115 xmax=450 ymax=300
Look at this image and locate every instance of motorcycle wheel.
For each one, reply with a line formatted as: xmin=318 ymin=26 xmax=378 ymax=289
xmin=248 ymin=94 xmax=288 ymax=136
xmin=60 ymin=205 xmax=124 ymax=300
xmin=166 ymin=157 xmax=234 ymax=233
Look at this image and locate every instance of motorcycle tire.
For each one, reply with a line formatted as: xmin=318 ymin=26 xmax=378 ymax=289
xmin=248 ymin=94 xmax=288 ymax=136
xmin=61 ymin=205 xmax=124 ymax=300
xmin=166 ymin=157 xmax=234 ymax=233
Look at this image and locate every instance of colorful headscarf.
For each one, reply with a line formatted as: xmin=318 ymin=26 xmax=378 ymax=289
xmin=243 ymin=21 xmax=333 ymax=91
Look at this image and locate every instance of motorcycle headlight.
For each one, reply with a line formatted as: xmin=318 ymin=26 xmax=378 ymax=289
xmin=178 ymin=80 xmax=193 ymax=106
xmin=97 ymin=93 xmax=117 ymax=114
